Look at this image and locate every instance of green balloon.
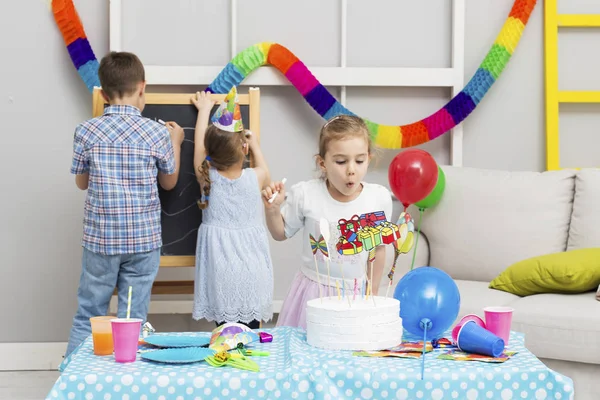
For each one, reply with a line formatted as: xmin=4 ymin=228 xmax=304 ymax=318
xmin=415 ymin=166 xmax=446 ymax=209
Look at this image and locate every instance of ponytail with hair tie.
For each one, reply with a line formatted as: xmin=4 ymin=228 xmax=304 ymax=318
xmin=197 ymin=157 xmax=212 ymax=210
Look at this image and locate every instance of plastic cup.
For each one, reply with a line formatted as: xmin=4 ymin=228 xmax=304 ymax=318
xmin=111 ymin=318 xmax=142 ymax=363
xmin=483 ymin=306 xmax=513 ymax=345
xmin=90 ymin=316 xmax=114 ymax=356
xmin=451 ymin=314 xmax=486 ymax=344
xmin=457 ymin=320 xmax=505 ymax=357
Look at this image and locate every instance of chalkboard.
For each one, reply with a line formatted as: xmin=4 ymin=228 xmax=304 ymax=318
xmin=142 ymin=103 xmax=250 ymax=257
xmin=92 ymin=89 xmax=261 ymax=267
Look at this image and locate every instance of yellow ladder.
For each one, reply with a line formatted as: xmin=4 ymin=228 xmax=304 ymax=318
xmin=545 ymin=1 xmax=600 ymax=170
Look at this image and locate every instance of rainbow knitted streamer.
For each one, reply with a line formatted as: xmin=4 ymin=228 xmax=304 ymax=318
xmin=52 ymin=0 xmax=537 ymax=149
xmin=51 ymin=0 xmax=100 ymax=92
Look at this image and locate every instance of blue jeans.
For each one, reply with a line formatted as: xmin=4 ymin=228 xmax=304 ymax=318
xmin=65 ymin=247 xmax=160 ymax=357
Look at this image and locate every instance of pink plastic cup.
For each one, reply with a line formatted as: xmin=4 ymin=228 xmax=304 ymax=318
xmin=111 ymin=318 xmax=142 ymax=363
xmin=483 ymin=306 xmax=513 ymax=345
xmin=451 ymin=314 xmax=486 ymax=344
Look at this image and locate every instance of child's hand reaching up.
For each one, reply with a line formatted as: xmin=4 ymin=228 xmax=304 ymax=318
xmin=191 ymin=91 xmax=216 ymax=113
xmin=262 ymin=180 xmax=286 ymax=208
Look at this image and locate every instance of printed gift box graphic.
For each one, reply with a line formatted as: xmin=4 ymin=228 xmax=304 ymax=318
xmin=336 ymin=237 xmax=364 ymax=255
xmin=379 ymin=221 xmax=400 ymax=244
xmin=359 ymin=211 xmax=386 ymax=228
xmin=337 ymin=215 xmax=361 ymax=241
xmin=358 ymin=226 xmax=382 ymax=250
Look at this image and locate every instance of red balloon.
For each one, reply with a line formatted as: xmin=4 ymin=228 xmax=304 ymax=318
xmin=388 ymin=149 xmax=439 ymax=207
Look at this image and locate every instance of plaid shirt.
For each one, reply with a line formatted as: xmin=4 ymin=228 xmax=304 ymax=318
xmin=71 ymin=105 xmax=176 ymax=255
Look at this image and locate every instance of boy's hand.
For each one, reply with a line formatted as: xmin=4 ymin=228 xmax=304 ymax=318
xmin=191 ymin=91 xmax=216 ymax=113
xmin=262 ymin=180 xmax=286 ymax=208
xmin=165 ymin=121 xmax=184 ymax=146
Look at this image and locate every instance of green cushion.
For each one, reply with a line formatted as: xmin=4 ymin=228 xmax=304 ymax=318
xmin=489 ymin=248 xmax=600 ymax=296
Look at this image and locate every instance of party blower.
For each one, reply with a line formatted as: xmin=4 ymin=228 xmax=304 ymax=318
xmin=394 ymin=267 xmax=460 ymax=380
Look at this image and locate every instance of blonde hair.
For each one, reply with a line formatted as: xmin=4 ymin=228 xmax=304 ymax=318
xmin=197 ymin=125 xmax=248 ymax=209
xmin=316 ymin=115 xmax=376 ymax=175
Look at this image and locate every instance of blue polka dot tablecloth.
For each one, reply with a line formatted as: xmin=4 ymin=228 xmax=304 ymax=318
xmin=46 ymin=327 xmax=574 ymax=400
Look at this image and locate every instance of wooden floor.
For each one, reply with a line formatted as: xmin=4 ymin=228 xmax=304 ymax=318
xmin=0 ymin=371 xmax=60 ymax=400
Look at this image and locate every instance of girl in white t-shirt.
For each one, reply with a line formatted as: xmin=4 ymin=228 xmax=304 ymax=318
xmin=262 ymin=115 xmax=393 ymax=329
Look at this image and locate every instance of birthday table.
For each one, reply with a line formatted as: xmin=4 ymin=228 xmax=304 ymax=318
xmin=46 ymin=326 xmax=574 ymax=400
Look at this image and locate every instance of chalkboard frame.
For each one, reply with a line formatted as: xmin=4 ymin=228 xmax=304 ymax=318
xmin=91 ymin=87 xmax=261 ymax=269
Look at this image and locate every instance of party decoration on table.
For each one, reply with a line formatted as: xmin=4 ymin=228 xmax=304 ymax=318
xmin=210 ymin=86 xmax=244 ymax=132
xmin=438 ymin=349 xmax=518 ymax=363
xmin=431 ymin=337 xmax=454 ymax=348
xmin=209 ymin=323 xmax=260 ymax=352
xmin=385 ymin=211 xmax=416 ymax=298
xmin=142 ymin=321 xmax=155 ymax=339
xmin=308 ymin=233 xmax=325 ymax=301
xmin=319 ymin=218 xmax=335 ymax=299
xmin=142 ymin=335 xmax=211 ymax=348
xmin=353 ymin=341 xmax=433 ymax=359
xmin=236 ymin=343 xmax=270 ymax=357
xmin=394 ymin=266 xmax=461 ymax=380
xmin=452 ymin=314 xmax=487 ymax=345
xmin=140 ymin=347 xmax=216 ymax=364
xmin=52 ymin=0 xmax=538 ymax=148
xmin=336 ymin=211 xmax=413 ymax=301
xmin=456 ymin=320 xmax=505 ymax=358
xmin=205 ymin=350 xmax=261 ymax=372
xmin=258 ymin=331 xmax=273 ymax=343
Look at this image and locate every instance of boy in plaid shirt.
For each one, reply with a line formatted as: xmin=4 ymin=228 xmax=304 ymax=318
xmin=65 ymin=52 xmax=184 ymax=357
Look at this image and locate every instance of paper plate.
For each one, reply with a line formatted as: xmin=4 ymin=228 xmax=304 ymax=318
xmin=143 ymin=335 xmax=211 ymax=348
xmin=141 ymin=347 xmax=216 ymax=364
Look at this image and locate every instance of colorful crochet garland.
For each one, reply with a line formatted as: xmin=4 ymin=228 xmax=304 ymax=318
xmin=51 ymin=0 xmax=537 ymax=149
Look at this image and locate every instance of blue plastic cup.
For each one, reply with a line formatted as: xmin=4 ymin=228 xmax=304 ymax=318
xmin=457 ymin=320 xmax=505 ymax=357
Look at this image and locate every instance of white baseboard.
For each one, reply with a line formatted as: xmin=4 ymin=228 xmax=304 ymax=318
xmin=110 ymin=297 xmax=284 ymax=315
xmin=0 ymin=342 xmax=65 ymax=371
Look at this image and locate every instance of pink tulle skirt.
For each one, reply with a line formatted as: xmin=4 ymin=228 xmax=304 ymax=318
xmin=276 ymin=271 xmax=337 ymax=330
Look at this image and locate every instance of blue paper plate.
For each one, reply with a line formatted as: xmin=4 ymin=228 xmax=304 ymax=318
xmin=143 ymin=335 xmax=211 ymax=348
xmin=141 ymin=347 xmax=216 ymax=364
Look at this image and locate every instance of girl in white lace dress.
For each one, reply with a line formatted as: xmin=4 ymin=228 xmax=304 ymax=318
xmin=191 ymin=87 xmax=273 ymax=329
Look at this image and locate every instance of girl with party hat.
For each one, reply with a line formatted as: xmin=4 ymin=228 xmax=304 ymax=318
xmin=191 ymin=86 xmax=273 ymax=329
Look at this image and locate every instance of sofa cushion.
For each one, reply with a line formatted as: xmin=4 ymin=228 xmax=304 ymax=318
xmin=568 ymin=169 xmax=600 ymax=250
xmin=510 ymin=292 xmax=600 ymax=364
xmin=489 ymin=248 xmax=600 ymax=296
xmin=453 ymin=280 xmax=520 ymax=323
xmin=421 ymin=166 xmax=576 ymax=282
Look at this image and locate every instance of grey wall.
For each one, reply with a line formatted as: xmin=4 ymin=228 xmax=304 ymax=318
xmin=1 ymin=0 xmax=598 ymax=342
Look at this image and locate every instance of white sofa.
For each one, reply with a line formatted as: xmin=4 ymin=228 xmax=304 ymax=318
xmin=385 ymin=166 xmax=600 ymax=400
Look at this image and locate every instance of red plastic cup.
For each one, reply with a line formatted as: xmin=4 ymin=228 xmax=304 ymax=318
xmin=111 ymin=318 xmax=142 ymax=363
xmin=483 ymin=306 xmax=513 ymax=345
xmin=457 ymin=320 xmax=505 ymax=357
xmin=451 ymin=314 xmax=486 ymax=344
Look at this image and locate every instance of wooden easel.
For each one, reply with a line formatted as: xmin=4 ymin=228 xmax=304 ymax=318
xmin=92 ymin=87 xmax=261 ymax=300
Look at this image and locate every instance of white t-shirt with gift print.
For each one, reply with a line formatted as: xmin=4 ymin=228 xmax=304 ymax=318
xmin=281 ymin=179 xmax=393 ymax=289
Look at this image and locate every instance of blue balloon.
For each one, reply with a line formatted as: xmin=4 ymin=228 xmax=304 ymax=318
xmin=393 ymin=266 xmax=461 ymax=340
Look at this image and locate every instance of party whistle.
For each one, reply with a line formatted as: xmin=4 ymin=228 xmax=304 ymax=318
xmin=244 ymin=350 xmax=270 ymax=356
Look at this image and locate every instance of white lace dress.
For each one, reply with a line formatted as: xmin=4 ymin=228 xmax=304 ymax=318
xmin=192 ymin=167 xmax=273 ymax=323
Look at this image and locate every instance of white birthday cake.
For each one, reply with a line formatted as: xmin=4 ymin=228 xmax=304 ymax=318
xmin=306 ymin=296 xmax=403 ymax=351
